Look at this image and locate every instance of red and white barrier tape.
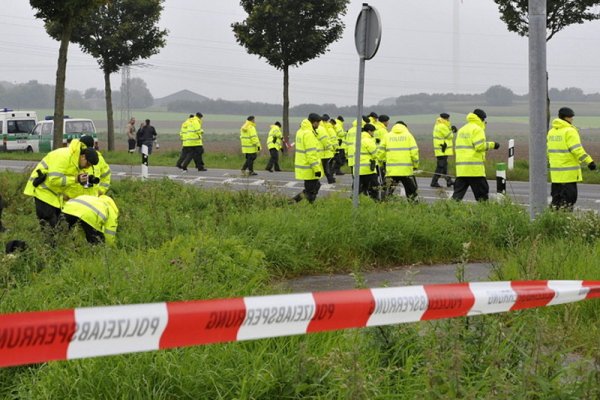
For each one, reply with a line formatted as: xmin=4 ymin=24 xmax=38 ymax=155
xmin=1 ymin=280 xmax=598 ymax=368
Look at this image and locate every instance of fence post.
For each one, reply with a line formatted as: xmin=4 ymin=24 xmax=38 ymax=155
xmin=141 ymin=144 xmax=148 ymax=180
xmin=508 ymin=139 xmax=515 ymax=170
xmin=496 ymin=162 xmax=506 ymax=197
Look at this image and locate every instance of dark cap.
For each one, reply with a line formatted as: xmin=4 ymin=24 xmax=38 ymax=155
xmin=362 ymin=115 xmax=370 ymax=124
xmin=321 ymin=114 xmax=330 ymax=121
xmin=378 ymin=114 xmax=390 ymax=122
xmin=247 ymin=115 xmax=255 ymax=121
xmin=308 ymin=113 xmax=321 ymax=123
xmin=337 ymin=116 xmax=344 ymax=122
xmin=83 ymin=148 xmax=99 ymax=166
xmin=558 ymin=107 xmax=575 ymax=119
xmin=473 ymin=109 xmax=487 ymax=121
xmin=6 ymin=240 xmax=27 ymax=254
xmin=363 ymin=123 xmax=376 ymax=132
xmin=79 ymin=135 xmax=94 ymax=148
xmin=395 ymin=121 xmax=407 ymax=127
xmin=274 ymin=121 xmax=281 ymax=127
xmin=196 ymin=112 xmax=203 ymax=118
xmin=440 ymin=113 xmax=450 ymax=119
xmin=369 ymin=111 xmax=378 ymax=119
xmin=189 ymin=114 xmax=194 ymax=118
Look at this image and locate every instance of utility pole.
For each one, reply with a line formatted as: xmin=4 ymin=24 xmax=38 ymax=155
xmin=119 ymin=65 xmax=132 ymax=139
xmin=452 ymin=0 xmax=460 ymax=92
xmin=528 ymin=0 xmax=547 ymax=218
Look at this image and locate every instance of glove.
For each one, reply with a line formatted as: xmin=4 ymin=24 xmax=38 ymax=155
xmin=32 ymin=169 xmax=47 ymax=187
xmin=451 ymin=125 xmax=457 ymax=133
xmin=440 ymin=143 xmax=447 ymax=153
xmin=257 ymin=146 xmax=261 ymax=152
xmin=273 ymin=137 xmax=277 ymax=144
xmin=375 ymin=138 xmax=381 ymax=145
xmin=315 ymin=171 xmax=322 ymax=178
xmin=338 ymin=139 xmax=342 ymax=146
xmin=493 ymin=142 xmax=500 ymax=150
xmin=588 ymin=162 xmax=597 ymax=171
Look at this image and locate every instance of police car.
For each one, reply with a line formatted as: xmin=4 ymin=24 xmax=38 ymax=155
xmin=0 ymin=108 xmax=38 ymax=152
xmin=31 ymin=117 xmax=99 ymax=152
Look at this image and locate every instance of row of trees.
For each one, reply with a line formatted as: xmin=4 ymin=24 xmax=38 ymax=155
xmin=29 ymin=0 xmax=600 ymax=148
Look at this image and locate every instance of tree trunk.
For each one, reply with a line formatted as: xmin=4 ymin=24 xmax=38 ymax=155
xmin=104 ymin=69 xmax=114 ymax=151
xmin=53 ymin=21 xmax=72 ymax=150
xmin=282 ymin=65 xmax=290 ymax=151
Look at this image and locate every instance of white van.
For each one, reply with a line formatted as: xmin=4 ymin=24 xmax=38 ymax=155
xmin=32 ymin=117 xmax=99 ymax=152
xmin=0 ymin=108 xmax=38 ymax=152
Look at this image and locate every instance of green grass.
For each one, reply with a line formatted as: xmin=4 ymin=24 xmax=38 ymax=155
xmin=0 ymin=172 xmax=599 ymax=398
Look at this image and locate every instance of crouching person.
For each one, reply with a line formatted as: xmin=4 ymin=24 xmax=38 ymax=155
xmin=62 ymin=195 xmax=119 ymax=245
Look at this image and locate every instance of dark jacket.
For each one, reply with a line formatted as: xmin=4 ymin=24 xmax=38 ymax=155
xmin=137 ymin=125 xmax=157 ymax=144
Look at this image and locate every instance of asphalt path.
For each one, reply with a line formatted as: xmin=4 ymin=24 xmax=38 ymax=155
xmin=2 ymin=159 xmax=599 ymax=210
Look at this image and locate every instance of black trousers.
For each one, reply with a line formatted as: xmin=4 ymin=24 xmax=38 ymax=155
xmin=176 ymin=147 xmax=191 ymax=169
xmin=452 ymin=177 xmax=489 ymax=201
xmin=551 ymin=182 xmax=578 ymax=210
xmin=127 ymin=138 xmax=136 ymax=152
xmin=321 ymin=158 xmax=335 ymax=184
xmin=64 ymin=214 xmax=105 ymax=244
xmin=431 ymin=156 xmax=453 ymax=185
xmin=265 ymin=148 xmax=280 ymax=171
xmin=333 ymin=149 xmax=346 ymax=173
xmin=386 ymin=176 xmax=418 ymax=201
xmin=34 ymin=197 xmax=61 ymax=228
xmin=359 ymin=174 xmax=380 ymax=200
xmin=242 ymin=153 xmax=257 ymax=172
xmin=293 ymin=179 xmax=321 ymax=203
xmin=181 ymin=146 xmax=205 ymax=170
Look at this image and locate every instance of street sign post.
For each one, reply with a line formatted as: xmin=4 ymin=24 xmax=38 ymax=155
xmin=353 ymin=3 xmax=382 ymax=208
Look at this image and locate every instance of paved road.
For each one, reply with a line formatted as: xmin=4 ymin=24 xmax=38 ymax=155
xmin=2 ymin=160 xmax=599 ymax=210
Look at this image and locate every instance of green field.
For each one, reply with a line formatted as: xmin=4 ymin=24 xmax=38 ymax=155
xmin=0 ymin=171 xmax=598 ymax=398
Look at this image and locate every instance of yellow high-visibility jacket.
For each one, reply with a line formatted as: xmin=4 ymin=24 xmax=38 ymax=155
xmin=240 ymin=120 xmax=260 ymax=153
xmin=267 ymin=124 xmax=283 ymax=151
xmin=194 ymin=115 xmax=204 ymax=146
xmin=294 ymin=119 xmax=324 ymax=180
xmin=23 ymin=139 xmax=86 ymax=209
xmin=547 ymin=118 xmax=593 ymax=183
xmin=373 ymin=120 xmax=388 ymax=147
xmin=180 ymin=117 xmax=202 ymax=147
xmin=433 ymin=117 xmax=454 ymax=157
xmin=380 ymin=123 xmax=419 ymax=177
xmin=62 ymin=195 xmax=119 ymax=245
xmin=64 ymin=151 xmax=111 ymax=198
xmin=335 ymin=119 xmax=346 ymax=147
xmin=345 ymin=119 xmax=366 ymax=168
xmin=454 ymin=113 xmax=495 ymax=177
xmin=358 ymin=132 xmax=378 ymax=176
xmin=316 ymin=122 xmax=334 ymax=159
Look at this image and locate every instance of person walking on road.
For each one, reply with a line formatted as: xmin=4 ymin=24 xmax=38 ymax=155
xmin=240 ymin=116 xmax=260 ymax=176
xmin=136 ymin=119 xmax=157 ymax=154
xmin=430 ymin=113 xmax=456 ymax=188
xmin=265 ymin=121 xmax=283 ymax=172
xmin=547 ymin=107 xmax=596 ymax=210
xmin=380 ymin=121 xmax=420 ymax=202
xmin=292 ymin=113 xmax=324 ymax=203
xmin=451 ymin=109 xmax=500 ymax=202
xmin=357 ymin=123 xmax=381 ymax=200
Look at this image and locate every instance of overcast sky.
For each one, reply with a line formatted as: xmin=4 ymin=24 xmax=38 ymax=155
xmin=1 ymin=0 xmax=599 ymax=106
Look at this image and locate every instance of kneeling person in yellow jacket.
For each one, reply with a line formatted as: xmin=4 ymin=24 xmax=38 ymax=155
xmin=62 ymin=195 xmax=119 ymax=245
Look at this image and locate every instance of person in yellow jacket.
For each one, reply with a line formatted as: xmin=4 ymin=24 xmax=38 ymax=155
xmin=176 ymin=113 xmax=206 ymax=172
xmin=380 ymin=121 xmax=420 ymax=201
xmin=64 ymin=135 xmax=111 ymax=198
xmin=547 ymin=107 xmax=595 ymax=210
xmin=345 ymin=116 xmax=369 ymax=174
xmin=316 ymin=114 xmax=337 ymax=184
xmin=451 ymin=109 xmax=500 ymax=201
xmin=240 ymin=115 xmax=260 ymax=176
xmin=23 ymin=139 xmax=100 ymax=228
xmin=292 ymin=113 xmax=324 ymax=203
xmin=62 ymin=194 xmax=118 ymax=245
xmin=430 ymin=113 xmax=456 ymax=188
xmin=332 ymin=115 xmax=346 ymax=175
xmin=357 ymin=124 xmax=381 ymax=200
xmin=265 ymin=121 xmax=283 ymax=172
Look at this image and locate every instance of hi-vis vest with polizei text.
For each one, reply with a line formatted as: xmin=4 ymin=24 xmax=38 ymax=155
xmin=454 ymin=113 xmax=495 ymax=177
xmin=547 ymin=118 xmax=593 ymax=183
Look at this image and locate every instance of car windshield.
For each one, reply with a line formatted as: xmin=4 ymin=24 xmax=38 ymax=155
xmin=7 ymin=120 xmax=36 ymax=134
xmin=65 ymin=121 xmax=95 ymax=134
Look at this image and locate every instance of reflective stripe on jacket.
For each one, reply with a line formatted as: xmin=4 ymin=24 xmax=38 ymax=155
xmin=381 ymin=123 xmax=419 ymax=177
xmin=454 ymin=113 xmax=495 ymax=177
xmin=359 ymin=132 xmax=378 ymax=176
xmin=433 ymin=118 xmax=454 ymax=157
xmin=180 ymin=117 xmax=202 ymax=147
xmin=547 ymin=118 xmax=593 ymax=183
xmin=240 ymin=120 xmax=260 ymax=153
xmin=64 ymin=152 xmax=111 ymax=198
xmin=294 ymin=119 xmax=324 ymax=180
xmin=316 ymin=122 xmax=334 ymax=159
xmin=62 ymin=195 xmax=119 ymax=245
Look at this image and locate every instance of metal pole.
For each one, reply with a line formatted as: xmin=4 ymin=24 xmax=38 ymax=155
xmin=352 ymin=3 xmax=370 ymax=208
xmin=528 ymin=0 xmax=547 ymax=218
xmin=353 ymin=57 xmax=365 ymax=208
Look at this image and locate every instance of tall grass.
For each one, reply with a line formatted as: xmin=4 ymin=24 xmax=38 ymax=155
xmin=0 ymin=171 xmax=598 ymax=398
